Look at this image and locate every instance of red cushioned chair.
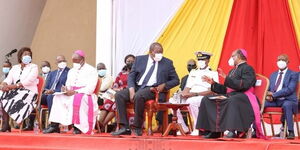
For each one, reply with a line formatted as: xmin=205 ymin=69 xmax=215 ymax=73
xmin=253 ymin=74 xmax=269 ymax=136
xmin=262 ymin=76 xmax=300 ymax=138
xmin=20 ymin=76 xmax=45 ymax=133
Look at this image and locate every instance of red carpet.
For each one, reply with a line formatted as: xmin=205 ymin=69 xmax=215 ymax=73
xmin=0 ymin=130 xmax=300 ymax=150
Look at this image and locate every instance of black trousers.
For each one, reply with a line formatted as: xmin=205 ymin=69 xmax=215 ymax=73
xmin=115 ymin=87 xmax=156 ymax=128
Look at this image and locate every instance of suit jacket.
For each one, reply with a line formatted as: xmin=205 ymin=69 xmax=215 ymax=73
xmin=44 ymin=67 xmax=70 ymax=92
xmin=128 ymin=55 xmax=179 ymax=91
xmin=269 ymin=69 xmax=299 ymax=102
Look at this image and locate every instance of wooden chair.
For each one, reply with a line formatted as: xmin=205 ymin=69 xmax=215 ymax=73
xmin=115 ymin=89 xmax=170 ymax=136
xmin=20 ymin=76 xmax=45 ymax=133
xmin=262 ymin=75 xmax=300 ymax=138
xmin=144 ymin=89 xmax=170 ymax=135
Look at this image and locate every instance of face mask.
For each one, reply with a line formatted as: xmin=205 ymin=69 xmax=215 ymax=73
xmin=277 ymin=60 xmax=287 ymax=69
xmin=22 ymin=55 xmax=32 ymax=64
xmin=58 ymin=62 xmax=67 ymax=69
xmin=187 ymin=65 xmax=196 ymax=72
xmin=2 ymin=67 xmax=10 ymax=74
xmin=198 ymin=60 xmax=207 ymax=69
xmin=126 ymin=63 xmax=133 ymax=70
xmin=73 ymin=63 xmax=81 ymax=70
xmin=98 ymin=69 xmax=107 ymax=77
xmin=154 ymin=53 xmax=163 ymax=62
xmin=228 ymin=57 xmax=235 ymax=67
xmin=42 ymin=66 xmax=51 ymax=73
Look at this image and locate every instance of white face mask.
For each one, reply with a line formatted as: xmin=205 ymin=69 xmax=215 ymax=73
xmin=42 ymin=66 xmax=50 ymax=73
xmin=198 ymin=60 xmax=207 ymax=69
xmin=277 ymin=60 xmax=287 ymax=69
xmin=73 ymin=63 xmax=81 ymax=69
xmin=154 ymin=53 xmax=163 ymax=62
xmin=228 ymin=57 xmax=235 ymax=67
xmin=58 ymin=62 xmax=67 ymax=69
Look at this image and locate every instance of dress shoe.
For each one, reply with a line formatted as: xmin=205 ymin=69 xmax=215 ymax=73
xmin=225 ymin=131 xmax=237 ymax=138
xmin=132 ymin=128 xmax=143 ymax=136
xmin=111 ymin=128 xmax=131 ymax=136
xmin=287 ymin=132 xmax=295 ymax=139
xmin=73 ymin=127 xmax=82 ymax=134
xmin=22 ymin=126 xmax=33 ymax=131
xmin=43 ymin=126 xmax=60 ymax=134
xmin=0 ymin=126 xmax=11 ymax=132
xmin=203 ymin=132 xmax=221 ymax=138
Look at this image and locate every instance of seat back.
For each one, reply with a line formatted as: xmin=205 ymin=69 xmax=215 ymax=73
xmin=254 ymin=74 xmax=270 ymax=113
xmin=94 ymin=78 xmax=102 ymax=94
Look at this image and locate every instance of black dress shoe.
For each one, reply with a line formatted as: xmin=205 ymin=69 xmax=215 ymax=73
xmin=22 ymin=126 xmax=33 ymax=131
xmin=225 ymin=131 xmax=237 ymax=138
xmin=251 ymin=132 xmax=257 ymax=138
xmin=287 ymin=132 xmax=295 ymax=139
xmin=203 ymin=132 xmax=221 ymax=138
xmin=0 ymin=126 xmax=11 ymax=132
xmin=43 ymin=127 xmax=60 ymax=134
xmin=73 ymin=127 xmax=82 ymax=134
xmin=132 ymin=128 xmax=142 ymax=136
xmin=111 ymin=128 xmax=131 ymax=136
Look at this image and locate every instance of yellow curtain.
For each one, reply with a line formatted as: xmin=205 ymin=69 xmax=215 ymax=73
xmin=157 ymin=0 xmax=234 ymax=88
xmin=289 ymin=0 xmax=300 ymax=47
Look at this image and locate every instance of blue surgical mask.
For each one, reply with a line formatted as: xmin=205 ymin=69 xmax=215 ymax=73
xmin=2 ymin=67 xmax=10 ymax=74
xmin=98 ymin=69 xmax=107 ymax=77
xmin=22 ymin=55 xmax=32 ymax=64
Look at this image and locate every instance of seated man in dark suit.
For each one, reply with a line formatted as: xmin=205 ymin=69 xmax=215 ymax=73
xmin=42 ymin=55 xmax=70 ymax=113
xmin=265 ymin=54 xmax=299 ymax=139
xmin=111 ymin=42 xmax=179 ymax=136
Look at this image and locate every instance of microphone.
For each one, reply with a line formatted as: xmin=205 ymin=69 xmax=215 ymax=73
xmin=5 ymin=49 xmax=17 ymax=57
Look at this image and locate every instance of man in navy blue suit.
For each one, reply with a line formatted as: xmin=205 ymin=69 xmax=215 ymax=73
xmin=112 ymin=42 xmax=179 ymax=136
xmin=42 ymin=55 xmax=70 ymax=113
xmin=265 ymin=54 xmax=299 ymax=139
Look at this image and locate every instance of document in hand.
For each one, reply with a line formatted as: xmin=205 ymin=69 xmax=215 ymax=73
xmin=53 ymin=92 xmax=67 ymax=95
xmin=208 ymin=95 xmax=227 ymax=100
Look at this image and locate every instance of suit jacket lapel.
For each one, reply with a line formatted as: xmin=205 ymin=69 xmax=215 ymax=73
xmin=282 ymin=69 xmax=291 ymax=87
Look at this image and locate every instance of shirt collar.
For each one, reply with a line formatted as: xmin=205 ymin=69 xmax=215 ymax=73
xmin=278 ymin=68 xmax=288 ymax=74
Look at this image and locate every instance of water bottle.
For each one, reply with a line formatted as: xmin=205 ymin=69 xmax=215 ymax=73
xmin=33 ymin=120 xmax=39 ymax=134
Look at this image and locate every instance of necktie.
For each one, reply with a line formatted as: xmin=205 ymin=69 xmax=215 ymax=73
xmin=140 ymin=61 xmax=155 ymax=89
xmin=51 ymin=69 xmax=63 ymax=90
xmin=273 ymin=71 xmax=283 ymax=92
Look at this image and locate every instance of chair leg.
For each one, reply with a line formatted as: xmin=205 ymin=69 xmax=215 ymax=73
xmin=19 ymin=122 xmax=23 ymax=133
xmin=39 ymin=109 xmax=43 ymax=130
xmin=187 ymin=111 xmax=193 ymax=132
xmin=147 ymin=111 xmax=153 ymax=136
xmin=269 ymin=114 xmax=275 ymax=136
xmin=261 ymin=115 xmax=267 ymax=136
xmin=45 ymin=111 xmax=49 ymax=129
xmin=162 ymin=110 xmax=168 ymax=134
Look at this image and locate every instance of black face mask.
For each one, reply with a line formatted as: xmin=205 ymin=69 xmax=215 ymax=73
xmin=187 ymin=64 xmax=196 ymax=72
xmin=126 ymin=63 xmax=133 ymax=70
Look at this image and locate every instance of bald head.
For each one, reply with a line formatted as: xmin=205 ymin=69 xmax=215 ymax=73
xmin=56 ymin=55 xmax=66 ymax=64
xmin=277 ymin=54 xmax=289 ymax=63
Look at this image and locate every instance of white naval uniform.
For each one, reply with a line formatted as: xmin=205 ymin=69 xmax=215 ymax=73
xmin=178 ymin=67 xmax=218 ymax=134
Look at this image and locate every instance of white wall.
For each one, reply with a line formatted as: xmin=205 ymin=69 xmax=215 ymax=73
xmin=0 ymin=0 xmax=46 ymax=76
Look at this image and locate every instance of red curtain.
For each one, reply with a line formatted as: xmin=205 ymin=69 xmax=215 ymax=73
xmin=218 ymin=0 xmax=300 ymax=77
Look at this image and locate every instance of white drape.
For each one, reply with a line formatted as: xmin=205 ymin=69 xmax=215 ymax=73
xmin=96 ymin=0 xmax=185 ymax=77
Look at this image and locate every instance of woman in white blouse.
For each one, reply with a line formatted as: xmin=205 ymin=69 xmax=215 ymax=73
xmin=0 ymin=47 xmax=38 ymax=132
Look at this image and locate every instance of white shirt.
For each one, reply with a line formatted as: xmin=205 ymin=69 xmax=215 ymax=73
xmin=275 ymin=68 xmax=288 ymax=92
xmin=185 ymin=67 xmax=219 ymax=93
xmin=138 ymin=55 xmax=158 ymax=86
